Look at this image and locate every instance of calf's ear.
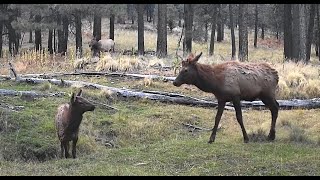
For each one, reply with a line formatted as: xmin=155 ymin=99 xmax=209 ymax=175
xmin=77 ymin=89 xmax=83 ymax=97
xmin=70 ymin=92 xmax=76 ymax=103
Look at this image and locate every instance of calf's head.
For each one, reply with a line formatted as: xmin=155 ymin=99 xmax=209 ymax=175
xmin=173 ymin=52 xmax=203 ymax=87
xmin=70 ymin=89 xmax=95 ymax=113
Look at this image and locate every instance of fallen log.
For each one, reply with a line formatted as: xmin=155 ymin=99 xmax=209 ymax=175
xmin=0 ymin=89 xmax=66 ymax=98
xmin=5 ymin=77 xmax=320 ymax=110
xmin=0 ymin=103 xmax=25 ymax=112
xmin=2 ymin=77 xmax=219 ymax=108
xmin=4 ymin=68 xmax=320 ymax=110
xmin=8 ymin=72 xmax=176 ymax=82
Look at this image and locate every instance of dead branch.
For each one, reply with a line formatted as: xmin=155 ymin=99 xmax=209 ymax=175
xmin=182 ymin=123 xmax=213 ymax=132
xmin=9 ymin=62 xmax=19 ymax=80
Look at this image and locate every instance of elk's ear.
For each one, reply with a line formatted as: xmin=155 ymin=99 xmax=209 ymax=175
xmin=192 ymin=52 xmax=203 ymax=63
xmin=70 ymin=92 xmax=76 ymax=103
xmin=77 ymin=89 xmax=83 ymax=97
xmin=182 ymin=60 xmax=188 ymax=66
xmin=186 ymin=53 xmax=194 ymax=63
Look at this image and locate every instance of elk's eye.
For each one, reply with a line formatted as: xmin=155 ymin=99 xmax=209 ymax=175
xmin=184 ymin=69 xmax=188 ymax=73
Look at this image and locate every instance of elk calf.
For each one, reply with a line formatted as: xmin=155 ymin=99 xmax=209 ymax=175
xmin=55 ymin=89 xmax=95 ymax=158
xmin=173 ymin=52 xmax=279 ymax=143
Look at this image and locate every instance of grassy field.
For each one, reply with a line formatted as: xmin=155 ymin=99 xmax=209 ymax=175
xmin=1 ymin=21 xmax=320 ymax=175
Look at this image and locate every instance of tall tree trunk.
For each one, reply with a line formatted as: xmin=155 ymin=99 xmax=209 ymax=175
xmin=204 ymin=21 xmax=208 ymax=42
xmin=254 ymin=4 xmax=258 ymax=48
xmin=299 ymin=4 xmax=307 ymax=62
xmin=48 ymin=29 xmax=53 ymax=54
xmin=29 ymin=30 xmax=33 ymax=43
xmin=75 ymin=11 xmax=82 ymax=58
xmin=110 ymin=13 xmax=115 ymax=41
xmin=7 ymin=14 xmax=17 ymax=56
xmin=62 ymin=15 xmax=69 ymax=55
xmin=238 ymin=4 xmax=248 ymax=62
xmin=53 ymin=29 xmax=56 ymax=53
xmin=306 ymin=4 xmax=316 ymax=63
xmin=137 ymin=4 xmax=145 ymax=56
xmin=35 ymin=15 xmax=42 ymax=52
xmin=57 ymin=14 xmax=64 ymax=54
xmin=229 ymin=4 xmax=236 ymax=59
xmin=184 ymin=4 xmax=193 ymax=54
xmin=0 ymin=20 xmax=3 ymax=58
xmin=209 ymin=5 xmax=217 ymax=56
xmin=178 ymin=10 xmax=182 ymax=27
xmin=261 ymin=24 xmax=265 ymax=39
xmin=216 ymin=4 xmax=223 ymax=42
xmin=93 ymin=14 xmax=101 ymax=41
xmin=28 ymin=12 xmax=33 ymax=43
xmin=156 ymin=4 xmax=167 ymax=58
xmin=292 ymin=4 xmax=300 ymax=61
xmin=317 ymin=5 xmax=320 ymax=61
xmin=284 ymin=4 xmax=293 ymax=60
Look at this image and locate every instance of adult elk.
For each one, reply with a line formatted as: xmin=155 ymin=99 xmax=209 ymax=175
xmin=55 ymin=89 xmax=95 ymax=158
xmin=173 ymin=52 xmax=279 ymax=143
xmin=89 ymin=37 xmax=115 ymax=57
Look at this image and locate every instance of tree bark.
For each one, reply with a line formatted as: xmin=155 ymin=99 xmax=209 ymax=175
xmin=29 ymin=30 xmax=33 ymax=43
xmin=229 ymin=4 xmax=236 ymax=59
xmin=183 ymin=4 xmax=193 ymax=54
xmin=216 ymin=4 xmax=223 ymax=42
xmin=204 ymin=21 xmax=208 ymax=42
xmin=209 ymin=5 xmax=217 ymax=56
xmin=57 ymin=14 xmax=64 ymax=54
xmin=93 ymin=14 xmax=101 ymax=40
xmin=284 ymin=4 xmax=293 ymax=60
xmin=292 ymin=4 xmax=300 ymax=61
xmin=299 ymin=4 xmax=307 ymax=62
xmin=110 ymin=14 xmax=115 ymax=41
xmin=306 ymin=4 xmax=316 ymax=63
xmin=261 ymin=24 xmax=265 ymax=40
xmin=75 ymin=10 xmax=82 ymax=58
xmin=62 ymin=15 xmax=69 ymax=55
xmin=254 ymin=4 xmax=258 ymax=48
xmin=156 ymin=4 xmax=167 ymax=58
xmin=238 ymin=4 xmax=248 ymax=62
xmin=0 ymin=19 xmax=3 ymax=58
xmin=48 ymin=29 xmax=53 ymax=54
xmin=34 ymin=15 xmax=42 ymax=52
xmin=53 ymin=29 xmax=56 ymax=53
xmin=137 ymin=4 xmax=145 ymax=56
xmin=317 ymin=5 xmax=320 ymax=61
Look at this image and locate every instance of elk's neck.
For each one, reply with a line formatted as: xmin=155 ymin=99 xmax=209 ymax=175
xmin=66 ymin=108 xmax=84 ymax=132
xmin=195 ymin=64 xmax=220 ymax=94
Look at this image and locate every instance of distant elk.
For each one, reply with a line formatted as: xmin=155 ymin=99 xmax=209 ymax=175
xmin=55 ymin=89 xmax=95 ymax=158
xmin=173 ymin=52 xmax=279 ymax=143
xmin=89 ymin=37 xmax=115 ymax=57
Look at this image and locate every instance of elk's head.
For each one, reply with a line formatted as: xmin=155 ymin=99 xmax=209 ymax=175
xmin=173 ymin=52 xmax=203 ymax=87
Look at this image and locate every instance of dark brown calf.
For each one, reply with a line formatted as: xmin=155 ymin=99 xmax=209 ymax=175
xmin=173 ymin=52 xmax=279 ymax=143
xmin=55 ymin=89 xmax=95 ymax=158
